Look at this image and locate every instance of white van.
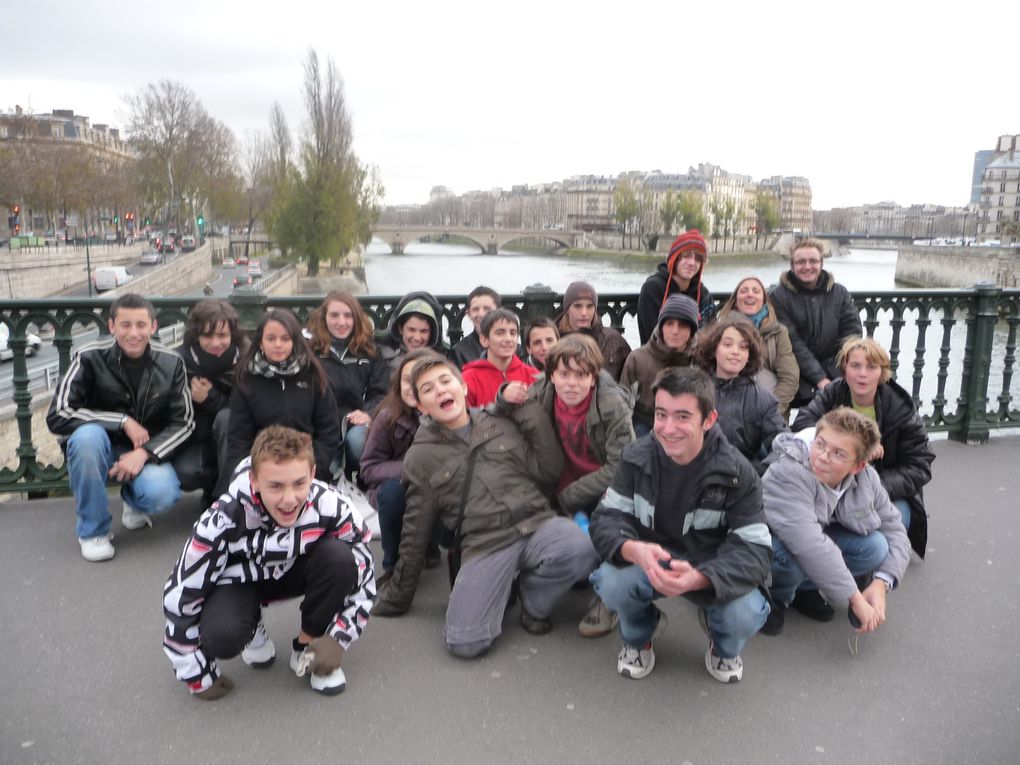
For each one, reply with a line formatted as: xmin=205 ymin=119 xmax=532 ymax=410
xmin=180 ymin=235 xmax=196 ymax=252
xmin=94 ymin=266 xmax=133 ymax=292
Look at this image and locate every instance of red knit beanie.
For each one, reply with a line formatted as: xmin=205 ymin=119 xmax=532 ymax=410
xmin=668 ymin=229 xmax=707 ymax=263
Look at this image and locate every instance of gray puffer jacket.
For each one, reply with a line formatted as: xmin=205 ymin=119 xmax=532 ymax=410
xmin=762 ymin=433 xmax=910 ymax=602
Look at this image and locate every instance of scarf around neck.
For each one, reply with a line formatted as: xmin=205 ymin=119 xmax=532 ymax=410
xmin=248 ymin=350 xmax=302 ymax=379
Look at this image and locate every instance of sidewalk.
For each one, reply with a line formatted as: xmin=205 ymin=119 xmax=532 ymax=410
xmin=1 ymin=437 xmax=1018 ymax=764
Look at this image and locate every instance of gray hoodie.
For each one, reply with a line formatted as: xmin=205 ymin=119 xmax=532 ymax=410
xmin=762 ymin=432 xmax=909 ymax=601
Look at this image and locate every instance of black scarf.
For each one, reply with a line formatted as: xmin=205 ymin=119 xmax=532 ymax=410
xmin=188 ymin=343 xmax=238 ymax=381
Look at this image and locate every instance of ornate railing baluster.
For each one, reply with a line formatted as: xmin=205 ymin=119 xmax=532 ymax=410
xmin=911 ymin=302 xmax=932 ymax=412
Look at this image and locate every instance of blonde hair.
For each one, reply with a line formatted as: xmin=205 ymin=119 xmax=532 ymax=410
xmin=837 ymin=336 xmax=892 ymax=385
xmin=790 ymin=237 xmax=826 ymax=261
xmin=816 ymin=407 xmax=880 ymax=462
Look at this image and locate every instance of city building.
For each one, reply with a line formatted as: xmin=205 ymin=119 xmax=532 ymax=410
xmin=977 ymin=134 xmax=1020 ymax=245
xmin=971 ymin=149 xmax=994 ymax=205
xmin=759 ymin=175 xmax=813 ymax=231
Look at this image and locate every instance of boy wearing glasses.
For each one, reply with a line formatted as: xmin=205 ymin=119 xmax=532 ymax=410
xmin=760 ymin=407 xmax=909 ymax=635
xmin=769 ymin=238 xmax=862 ymax=408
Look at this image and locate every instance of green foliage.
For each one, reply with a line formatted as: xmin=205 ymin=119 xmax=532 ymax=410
xmin=754 ymin=191 xmax=781 ymax=235
xmin=678 ymin=191 xmax=708 ymax=233
xmin=659 ymin=190 xmax=682 ymax=234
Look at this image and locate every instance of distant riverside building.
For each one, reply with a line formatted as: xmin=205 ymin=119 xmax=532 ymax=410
xmin=971 ymin=150 xmax=994 ymax=205
xmin=0 ymin=106 xmax=133 ymax=159
xmin=977 ymin=134 xmax=1020 ymax=245
xmin=813 ymin=202 xmax=968 ymax=240
xmin=759 ymin=175 xmax=813 ymax=232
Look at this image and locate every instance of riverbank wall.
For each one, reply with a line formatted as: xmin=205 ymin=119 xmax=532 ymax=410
xmin=0 ymin=242 xmax=149 ymax=298
xmin=895 ymin=245 xmax=1020 ymax=288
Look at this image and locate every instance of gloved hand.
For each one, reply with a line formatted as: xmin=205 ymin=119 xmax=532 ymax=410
xmin=306 ymin=637 xmax=344 ymax=675
xmin=194 ymin=675 xmax=234 ymax=701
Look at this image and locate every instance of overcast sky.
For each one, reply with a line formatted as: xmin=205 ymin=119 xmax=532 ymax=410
xmin=4 ymin=0 xmax=1016 ymax=209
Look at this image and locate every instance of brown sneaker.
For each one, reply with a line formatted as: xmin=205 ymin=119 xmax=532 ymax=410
xmin=578 ymin=596 xmax=618 ymax=638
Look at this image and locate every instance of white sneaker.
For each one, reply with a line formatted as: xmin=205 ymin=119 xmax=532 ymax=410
xmin=121 ymin=502 xmax=152 ymax=531
xmin=79 ymin=535 xmax=115 ymax=562
xmin=617 ymin=607 xmax=667 ymax=680
xmin=290 ymin=645 xmax=347 ymax=696
xmin=241 ymin=619 xmax=276 ymax=668
xmin=705 ymin=644 xmax=743 ymax=683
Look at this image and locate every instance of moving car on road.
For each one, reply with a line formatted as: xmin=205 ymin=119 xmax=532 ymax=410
xmin=139 ymin=250 xmax=161 ymax=265
xmin=94 ymin=266 xmax=133 ymax=292
xmin=0 ymin=324 xmax=42 ymax=361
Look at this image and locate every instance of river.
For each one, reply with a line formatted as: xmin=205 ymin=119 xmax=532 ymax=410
xmin=363 ymin=241 xmax=902 ymax=296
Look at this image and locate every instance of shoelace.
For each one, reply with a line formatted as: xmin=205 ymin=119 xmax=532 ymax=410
xmin=293 ymin=647 xmax=313 ymax=677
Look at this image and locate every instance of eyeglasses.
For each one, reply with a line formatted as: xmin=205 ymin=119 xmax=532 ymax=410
xmin=811 ymin=435 xmax=854 ymax=464
xmin=793 ymin=258 xmax=821 ymax=267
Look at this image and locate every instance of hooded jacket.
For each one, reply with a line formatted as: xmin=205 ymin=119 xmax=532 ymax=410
xmin=637 ymin=259 xmax=716 ymax=345
xmin=316 ymin=341 xmax=390 ymax=423
xmin=762 ymin=432 xmax=910 ymax=601
xmin=47 ymin=337 xmax=194 ymax=462
xmin=529 ymin=369 xmax=635 ymax=511
xmin=620 ymin=329 xmax=696 ymax=429
xmin=718 ymin=309 xmax=800 ymax=416
xmin=462 ymin=355 xmax=539 ymax=407
xmin=792 ymin=377 xmax=934 ymax=556
xmin=769 ymin=270 xmax=862 ymax=394
xmin=554 ymin=312 xmax=632 ymax=382
xmin=589 ymin=427 xmax=772 ymax=605
xmin=374 ymin=398 xmax=564 ymax=614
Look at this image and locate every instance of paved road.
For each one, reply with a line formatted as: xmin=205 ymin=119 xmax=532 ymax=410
xmin=1 ymin=436 xmax=1018 ymax=764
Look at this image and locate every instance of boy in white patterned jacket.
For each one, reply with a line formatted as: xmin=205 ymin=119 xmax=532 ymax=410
xmin=163 ymin=425 xmax=376 ymax=699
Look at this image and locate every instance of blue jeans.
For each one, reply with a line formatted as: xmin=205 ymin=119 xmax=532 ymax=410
xmin=591 ymin=561 xmax=769 ymax=659
xmin=892 ymin=498 xmax=911 ymax=530
xmin=66 ymin=423 xmax=182 ymax=539
xmin=344 ymin=424 xmax=369 ymax=474
xmin=769 ymin=524 xmax=890 ymax=606
xmin=375 ymin=479 xmax=407 ymax=571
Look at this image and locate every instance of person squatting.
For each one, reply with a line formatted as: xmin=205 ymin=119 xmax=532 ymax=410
xmin=47 ymin=247 xmax=927 ymax=697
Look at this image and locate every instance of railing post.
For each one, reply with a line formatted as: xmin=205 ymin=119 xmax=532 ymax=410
xmin=951 ymin=282 xmax=1000 ymax=444
xmin=228 ymin=288 xmax=269 ymax=332
xmin=521 ymin=283 xmax=557 ymax=324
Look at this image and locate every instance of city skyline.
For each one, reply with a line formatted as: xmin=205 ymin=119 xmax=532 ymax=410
xmin=2 ymin=0 xmax=1015 ymax=210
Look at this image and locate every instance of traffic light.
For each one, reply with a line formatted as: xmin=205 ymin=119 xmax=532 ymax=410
xmin=145 ymin=217 xmax=151 ymax=225
xmin=197 ymin=215 xmax=205 ymax=227
xmin=114 ymin=214 xmax=119 ymax=224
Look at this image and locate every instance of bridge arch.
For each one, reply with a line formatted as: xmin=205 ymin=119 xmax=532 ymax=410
xmin=499 ymin=234 xmax=573 ymax=251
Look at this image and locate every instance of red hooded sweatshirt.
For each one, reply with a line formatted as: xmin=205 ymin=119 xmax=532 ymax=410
xmin=462 ymin=355 xmax=540 ymax=407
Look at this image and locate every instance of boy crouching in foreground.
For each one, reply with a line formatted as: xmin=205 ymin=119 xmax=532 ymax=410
xmin=761 ymin=408 xmax=909 ymax=635
xmin=163 ymin=425 xmax=375 ymax=699
xmin=373 ymin=356 xmax=600 ymax=658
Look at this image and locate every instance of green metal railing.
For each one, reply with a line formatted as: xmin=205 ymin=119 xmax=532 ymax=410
xmin=1 ymin=283 xmax=1018 ymax=494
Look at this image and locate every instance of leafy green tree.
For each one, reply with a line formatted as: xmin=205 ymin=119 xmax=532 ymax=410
xmin=269 ymin=50 xmax=381 ymax=275
xmin=659 ymin=190 xmax=681 ymax=236
xmin=678 ymin=190 xmax=708 ymax=234
xmin=753 ymin=191 xmax=781 ymax=250
xmin=614 ymin=179 xmax=640 ymax=249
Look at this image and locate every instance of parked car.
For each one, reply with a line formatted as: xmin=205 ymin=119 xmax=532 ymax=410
xmin=94 ymin=266 xmax=133 ymax=292
xmin=0 ymin=324 xmax=43 ymax=361
xmin=139 ymin=250 xmax=161 ymax=265
xmin=104 ymin=232 xmax=117 ymax=242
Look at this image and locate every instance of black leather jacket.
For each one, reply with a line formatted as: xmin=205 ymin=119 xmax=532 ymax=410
xmin=47 ymin=337 xmax=194 ymax=462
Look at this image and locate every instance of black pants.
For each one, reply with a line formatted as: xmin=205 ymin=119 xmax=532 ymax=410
xmin=174 ymin=408 xmax=231 ymax=496
xmin=200 ymin=537 xmax=359 ymax=659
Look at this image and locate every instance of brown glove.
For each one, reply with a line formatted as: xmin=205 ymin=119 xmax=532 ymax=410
xmin=194 ymin=675 xmax=234 ymax=701
xmin=306 ymin=637 xmax=344 ymax=675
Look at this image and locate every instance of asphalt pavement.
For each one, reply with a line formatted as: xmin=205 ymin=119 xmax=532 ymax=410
xmin=1 ymin=437 xmax=1018 ymax=765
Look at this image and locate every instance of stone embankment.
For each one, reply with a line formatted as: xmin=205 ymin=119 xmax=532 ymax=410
xmin=894 ymin=244 xmax=1020 ymax=288
xmin=0 ymin=241 xmax=148 ymax=298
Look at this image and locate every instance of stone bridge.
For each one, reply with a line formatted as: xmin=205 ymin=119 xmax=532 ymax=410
xmin=371 ymin=225 xmax=583 ymax=254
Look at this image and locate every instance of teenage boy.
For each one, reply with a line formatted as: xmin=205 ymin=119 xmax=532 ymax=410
xmin=529 ymin=334 xmax=635 ymax=638
xmin=589 ymin=367 xmax=771 ymax=683
xmin=451 ymin=286 xmax=500 ymax=367
xmin=384 ymin=290 xmax=446 ymax=372
xmin=523 ymin=316 xmax=559 ymax=371
xmin=621 ymin=294 xmax=700 ymax=436
xmin=636 ymin=230 xmax=715 ymax=344
xmin=555 ymin=281 xmax=631 ymax=382
xmin=163 ymin=425 xmax=376 ymax=699
xmin=461 ymin=308 xmax=539 ymax=407
xmin=47 ymin=293 xmax=194 ymax=562
xmin=372 ymin=356 xmax=600 ymax=659
xmin=761 ymin=408 xmax=909 ymax=635
xmin=769 ymin=238 xmax=862 ymax=407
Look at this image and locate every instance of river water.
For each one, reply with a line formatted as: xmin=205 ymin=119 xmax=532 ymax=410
xmin=363 ymin=241 xmax=901 ymax=296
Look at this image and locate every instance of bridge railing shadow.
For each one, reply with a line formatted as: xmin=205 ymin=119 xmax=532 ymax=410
xmin=1 ymin=284 xmax=1017 ymax=494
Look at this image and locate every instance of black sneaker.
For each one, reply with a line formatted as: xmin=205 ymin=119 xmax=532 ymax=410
xmin=791 ymin=590 xmax=835 ymax=622
xmin=760 ymin=601 xmax=786 ymax=635
xmin=520 ymin=608 xmax=552 ymax=636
